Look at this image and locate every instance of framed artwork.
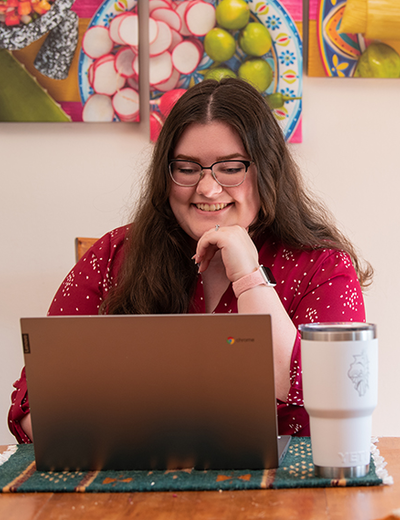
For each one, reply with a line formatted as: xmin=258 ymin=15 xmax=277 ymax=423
xmin=0 ymin=0 xmax=139 ymax=121
xmin=308 ymin=0 xmax=400 ymax=78
xmin=148 ymin=0 xmax=303 ymax=143
xmin=0 ymin=0 xmax=302 ymax=142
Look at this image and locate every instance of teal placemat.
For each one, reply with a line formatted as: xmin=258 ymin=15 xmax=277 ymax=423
xmin=0 ymin=438 xmax=391 ymax=493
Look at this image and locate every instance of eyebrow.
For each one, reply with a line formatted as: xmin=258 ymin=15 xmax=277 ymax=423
xmin=173 ymin=154 xmax=249 ymax=162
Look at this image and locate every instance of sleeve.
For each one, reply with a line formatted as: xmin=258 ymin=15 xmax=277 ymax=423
xmin=277 ymin=250 xmax=366 ymax=436
xmin=8 ymin=368 xmax=31 ymax=444
xmin=8 ymin=227 xmax=127 ymax=443
xmin=290 ymin=250 xmax=366 ymax=326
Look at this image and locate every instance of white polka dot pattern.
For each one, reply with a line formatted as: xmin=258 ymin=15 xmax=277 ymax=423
xmin=9 ymin=228 xmax=366 ymax=443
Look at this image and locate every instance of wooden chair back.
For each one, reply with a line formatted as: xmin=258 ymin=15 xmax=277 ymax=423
xmin=75 ymin=237 xmax=98 ymax=262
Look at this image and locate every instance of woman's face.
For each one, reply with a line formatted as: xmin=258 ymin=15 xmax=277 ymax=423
xmin=169 ymin=121 xmax=261 ymax=242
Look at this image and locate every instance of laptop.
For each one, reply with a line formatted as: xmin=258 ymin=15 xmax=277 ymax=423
xmin=20 ymin=314 xmax=290 ymax=472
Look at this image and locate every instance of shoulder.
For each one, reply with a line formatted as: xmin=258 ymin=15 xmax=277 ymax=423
xmin=75 ymin=225 xmax=131 ymax=282
xmin=97 ymin=225 xmax=131 ymax=249
xmin=257 ymin=238 xmax=357 ymax=284
xmin=83 ymin=225 xmax=131 ymax=260
xmin=274 ymin=245 xmax=352 ymax=271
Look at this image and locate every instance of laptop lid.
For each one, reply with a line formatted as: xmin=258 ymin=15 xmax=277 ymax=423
xmin=21 ymin=314 xmax=290 ymax=471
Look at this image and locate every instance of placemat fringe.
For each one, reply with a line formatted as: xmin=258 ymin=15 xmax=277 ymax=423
xmin=0 ymin=445 xmax=17 ymax=467
xmin=371 ymin=438 xmax=394 ymax=485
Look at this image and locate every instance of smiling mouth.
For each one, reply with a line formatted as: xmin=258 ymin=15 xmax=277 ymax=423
xmin=195 ymin=203 xmax=230 ymax=212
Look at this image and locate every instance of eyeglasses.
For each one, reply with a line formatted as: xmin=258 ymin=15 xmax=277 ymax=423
xmin=168 ymin=160 xmax=252 ymax=187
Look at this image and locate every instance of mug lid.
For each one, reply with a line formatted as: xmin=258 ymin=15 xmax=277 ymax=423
xmin=298 ymin=322 xmax=377 ymax=341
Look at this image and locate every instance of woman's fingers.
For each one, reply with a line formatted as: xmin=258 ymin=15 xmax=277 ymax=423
xmin=195 ymin=225 xmax=259 ymax=281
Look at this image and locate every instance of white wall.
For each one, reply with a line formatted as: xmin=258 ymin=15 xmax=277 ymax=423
xmin=1 ymin=75 xmax=399 ymax=444
xmin=296 ymin=76 xmax=400 ymax=437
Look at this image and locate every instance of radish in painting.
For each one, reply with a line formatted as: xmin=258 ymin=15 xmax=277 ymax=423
xmin=149 ymin=52 xmax=174 ymax=85
xmin=82 ymin=26 xmax=114 ymax=59
xmin=150 ymin=111 xmax=164 ymax=142
xmin=153 ymin=67 xmax=180 ymax=92
xmin=88 ymin=62 xmax=94 ymax=87
xmin=185 ymin=0 xmax=216 ymax=36
xmin=118 ymin=13 xmax=140 ymax=46
xmin=158 ymin=88 xmax=186 ymax=117
xmin=171 ymin=39 xmax=202 ymax=74
xmin=149 ymin=0 xmax=171 ymax=13
xmin=150 ymin=20 xmax=173 ymax=57
xmin=113 ymin=88 xmax=139 ymax=122
xmin=151 ymin=7 xmax=181 ymax=32
xmin=189 ymin=36 xmax=204 ymax=56
xmin=127 ymin=76 xmax=139 ymax=90
xmin=117 ymin=14 xmax=159 ymax=49
xmin=83 ymin=94 xmax=115 ymax=122
xmin=174 ymin=0 xmax=192 ymax=36
xmin=168 ymin=28 xmax=183 ymax=51
xmin=114 ymin=47 xmax=136 ymax=78
xmin=146 ymin=51 xmax=173 ymax=85
xmin=109 ymin=13 xmax=129 ymax=45
xmin=92 ymin=55 xmax=125 ymax=96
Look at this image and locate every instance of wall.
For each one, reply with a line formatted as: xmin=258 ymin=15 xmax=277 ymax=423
xmin=296 ymin=76 xmax=400 ymax=438
xmin=1 ymin=74 xmax=399 ymax=444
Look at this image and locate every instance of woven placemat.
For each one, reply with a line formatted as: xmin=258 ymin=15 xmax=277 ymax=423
xmin=0 ymin=437 xmax=392 ymax=493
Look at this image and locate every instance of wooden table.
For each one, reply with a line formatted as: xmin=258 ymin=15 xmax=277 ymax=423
xmin=0 ymin=437 xmax=399 ymax=520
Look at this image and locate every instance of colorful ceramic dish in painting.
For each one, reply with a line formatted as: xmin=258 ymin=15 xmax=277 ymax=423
xmin=246 ymin=0 xmax=302 ymax=140
xmin=317 ymin=0 xmax=365 ymax=77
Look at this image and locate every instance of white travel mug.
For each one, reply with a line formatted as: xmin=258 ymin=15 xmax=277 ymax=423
xmin=299 ymin=323 xmax=378 ymax=478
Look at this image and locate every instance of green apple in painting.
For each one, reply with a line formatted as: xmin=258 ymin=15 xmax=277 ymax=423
xmin=204 ymin=27 xmax=236 ymax=62
xmin=215 ymin=0 xmax=250 ymax=30
xmin=354 ymin=42 xmax=400 ymax=78
xmin=204 ymin=67 xmax=237 ymax=81
xmin=238 ymin=59 xmax=273 ymax=92
xmin=239 ymin=22 xmax=272 ymax=57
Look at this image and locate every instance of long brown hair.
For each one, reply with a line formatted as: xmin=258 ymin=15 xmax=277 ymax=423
xmin=102 ymin=78 xmax=372 ymax=314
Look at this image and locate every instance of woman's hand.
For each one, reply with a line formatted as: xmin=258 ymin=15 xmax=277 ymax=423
xmin=194 ymin=225 xmax=259 ymax=282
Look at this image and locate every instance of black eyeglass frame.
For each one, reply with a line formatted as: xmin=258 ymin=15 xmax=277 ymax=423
xmin=168 ymin=159 xmax=252 ymax=188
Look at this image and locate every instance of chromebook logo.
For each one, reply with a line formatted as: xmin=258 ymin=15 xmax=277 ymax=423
xmin=227 ymin=336 xmax=255 ymax=344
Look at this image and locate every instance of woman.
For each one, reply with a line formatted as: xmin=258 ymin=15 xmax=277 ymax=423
xmin=9 ymin=78 xmax=372 ymax=443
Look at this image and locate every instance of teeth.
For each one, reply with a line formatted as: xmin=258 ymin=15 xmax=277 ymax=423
xmin=196 ymin=203 xmax=228 ymax=212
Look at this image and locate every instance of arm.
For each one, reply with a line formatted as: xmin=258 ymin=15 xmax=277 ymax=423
xmin=20 ymin=414 xmax=33 ymax=442
xmin=194 ymin=226 xmax=366 ymax=406
xmin=236 ymin=283 xmax=296 ymax=401
xmin=194 ymin=225 xmax=296 ymax=401
xmin=8 ymin=367 xmax=32 ymax=443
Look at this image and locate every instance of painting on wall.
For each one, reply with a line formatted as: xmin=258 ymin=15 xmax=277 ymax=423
xmin=0 ymin=0 xmax=140 ymax=121
xmin=308 ymin=0 xmax=400 ymax=78
xmin=0 ymin=0 xmax=302 ymax=139
xmin=149 ymin=0 xmax=303 ymax=143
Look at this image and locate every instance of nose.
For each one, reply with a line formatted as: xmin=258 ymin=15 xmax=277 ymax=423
xmin=196 ymin=169 xmax=223 ymax=197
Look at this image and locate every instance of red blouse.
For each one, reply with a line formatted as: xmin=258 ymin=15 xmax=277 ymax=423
xmin=9 ymin=225 xmax=366 ymax=443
